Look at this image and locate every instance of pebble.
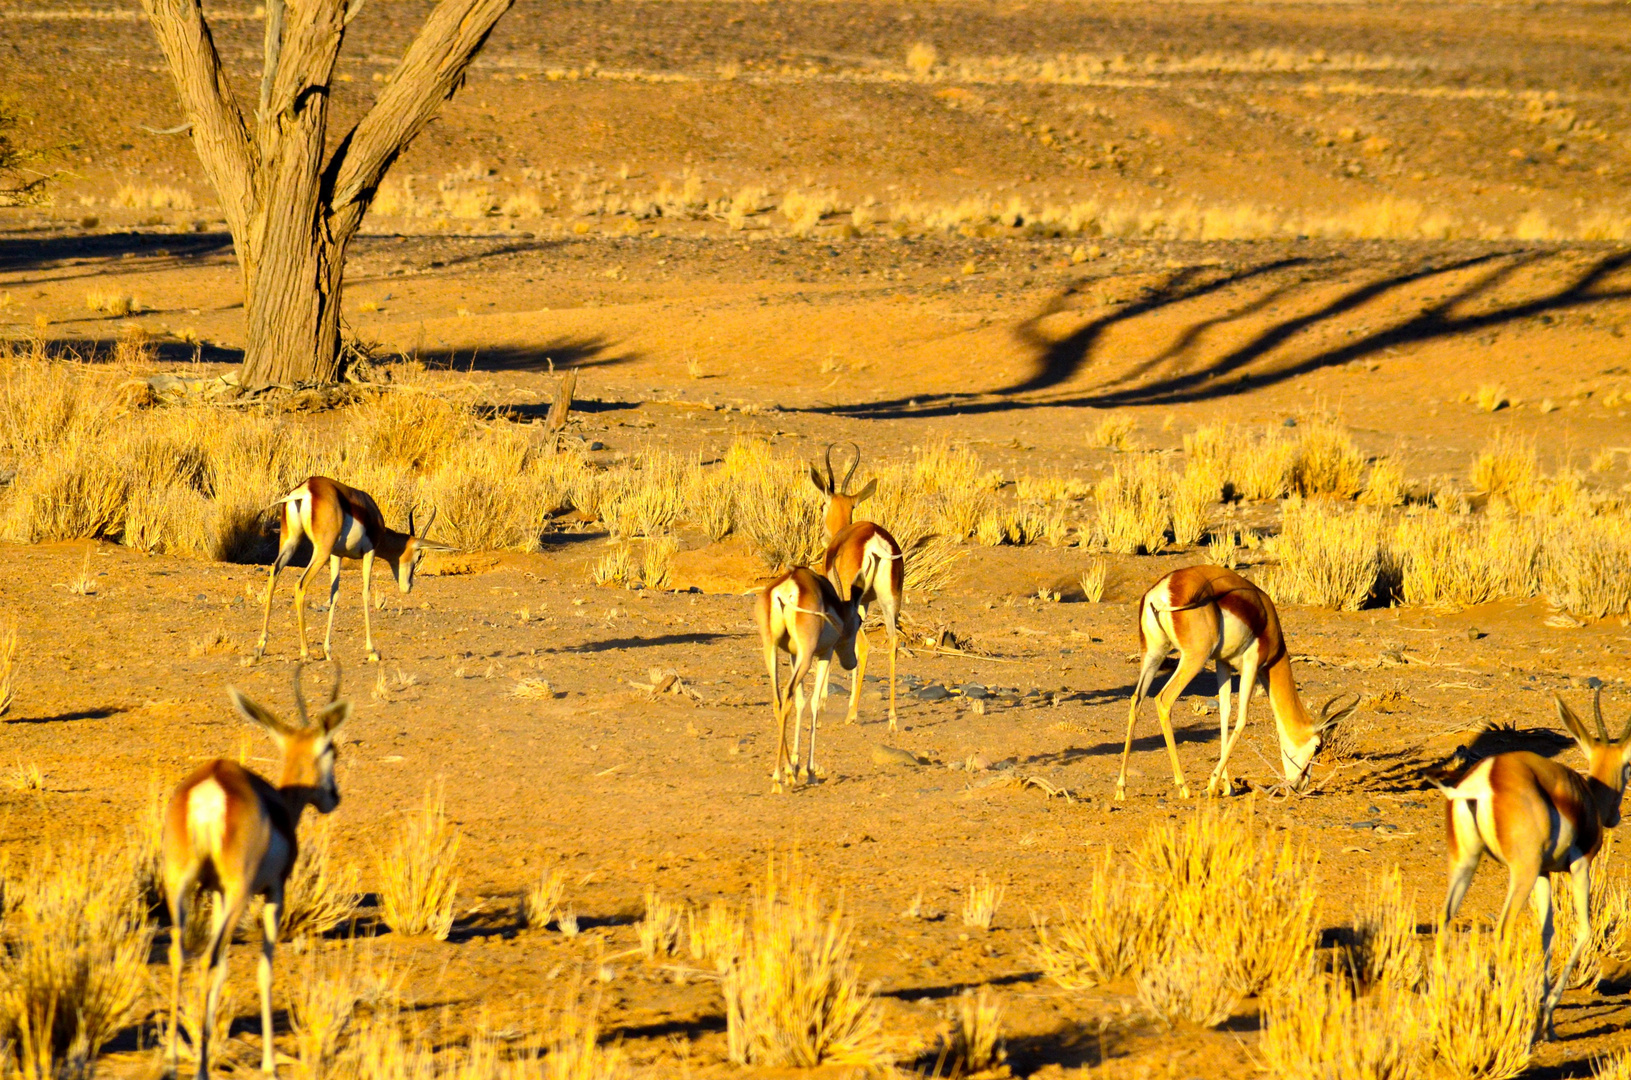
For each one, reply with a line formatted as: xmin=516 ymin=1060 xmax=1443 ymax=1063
xmin=960 ymin=684 xmax=990 ymax=699
xmin=914 ymin=683 xmax=950 ymax=701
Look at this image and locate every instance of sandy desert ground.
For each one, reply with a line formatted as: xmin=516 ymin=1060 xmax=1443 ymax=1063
xmin=5 ymin=0 xmax=1631 ymax=1077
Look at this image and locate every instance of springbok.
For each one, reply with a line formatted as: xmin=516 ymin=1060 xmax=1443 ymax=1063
xmin=255 ymin=476 xmax=452 ymax=663
xmin=809 ymin=442 xmax=904 ymax=729
xmin=1119 ymin=564 xmax=1356 ymax=800
xmin=754 ymin=565 xmax=867 ymax=791
xmin=1437 ymin=690 xmax=1631 ymax=1041
xmin=163 ymin=664 xmax=350 ymax=1080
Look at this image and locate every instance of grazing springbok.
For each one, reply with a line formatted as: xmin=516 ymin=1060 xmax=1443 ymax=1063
xmin=163 ymin=664 xmax=350 ymax=1080
xmin=1119 ymin=564 xmax=1356 ymax=800
xmin=809 ymin=442 xmax=905 ymax=729
xmin=1437 ymin=690 xmax=1631 ymax=1041
xmin=255 ymin=476 xmax=452 ymax=663
xmin=754 ymin=565 xmax=867 ymax=791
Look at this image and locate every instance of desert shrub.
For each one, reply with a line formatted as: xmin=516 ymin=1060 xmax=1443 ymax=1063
xmin=722 ymin=440 xmax=825 ymax=571
xmin=0 ymin=837 xmax=152 ymax=1080
xmin=522 ymin=866 xmax=571 ymax=930
xmin=422 ymin=430 xmax=552 ymax=552
xmin=1261 ymin=966 xmax=1422 ymax=1080
xmin=275 ymin=817 xmax=363 ymax=940
xmin=1543 ymin=513 xmax=1631 ymax=619
xmin=942 ymin=988 xmax=1005 ymax=1076
xmin=1346 ymin=866 xmax=1423 ymax=992
xmin=1392 ymin=510 xmax=1544 ymax=609
xmin=1137 ymin=943 xmax=1240 ymax=1029
xmin=1268 ymin=500 xmax=1383 ymax=610
xmin=1095 ymin=458 xmax=1170 ymax=554
xmin=378 ymin=784 xmax=460 ymax=940
xmin=1360 ymin=458 xmax=1407 ymax=508
xmin=358 ymin=389 xmax=474 ymax=473
xmin=687 ymin=899 xmax=746 ymax=973
xmin=1032 ymin=848 xmax=1154 ymax=989
xmin=1421 ymin=928 xmax=1540 ymax=1079
xmin=1290 ymin=419 xmax=1366 ymax=499
xmin=637 ymin=887 xmax=685 ymax=959
xmin=722 ymin=859 xmax=884 ymax=1068
xmin=1171 ymin=463 xmax=1220 ymax=546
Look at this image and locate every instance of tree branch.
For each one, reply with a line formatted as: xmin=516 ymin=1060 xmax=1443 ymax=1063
xmin=323 ymin=0 xmax=513 ymax=225
xmin=138 ymin=0 xmax=256 ymax=238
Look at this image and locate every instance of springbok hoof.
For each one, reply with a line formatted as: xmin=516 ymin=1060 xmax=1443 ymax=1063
xmin=366 ymin=651 xmax=381 ymax=664
xmin=1114 ymin=787 xmax=1127 ymax=802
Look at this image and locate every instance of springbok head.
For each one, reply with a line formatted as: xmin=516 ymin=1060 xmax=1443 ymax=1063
xmin=809 ymin=442 xmax=876 ymax=535
xmin=394 ymin=505 xmax=455 ymax=594
xmin=1555 ymin=689 xmax=1631 ymax=827
xmin=1280 ymin=693 xmax=1360 ymax=792
xmin=229 ymin=662 xmax=350 ymax=814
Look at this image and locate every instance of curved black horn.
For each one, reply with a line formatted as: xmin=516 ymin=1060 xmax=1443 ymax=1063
xmin=291 ymin=661 xmax=309 ymax=725
xmin=420 ymin=506 xmax=437 ymax=538
xmin=823 ymin=443 xmax=838 ymax=493
xmin=839 ymin=441 xmax=860 ymax=493
xmin=1594 ymin=687 xmax=1611 ymax=742
xmin=1318 ymin=693 xmax=1360 ymax=729
xmin=408 ymin=504 xmax=417 ymax=537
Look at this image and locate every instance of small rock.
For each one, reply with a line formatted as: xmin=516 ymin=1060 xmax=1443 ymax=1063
xmin=1589 ymin=676 xmax=1605 ymax=689
xmin=1466 ymin=626 xmax=1485 ymax=641
xmin=588 ymin=440 xmax=606 ymax=451
xmin=872 ymin=745 xmax=922 ymax=767
xmin=914 ymin=683 xmax=950 ymax=701
xmin=1348 ymin=821 xmax=1377 ymax=831
xmin=960 ymin=684 xmax=990 ymax=699
xmin=968 ymin=752 xmax=993 ymax=771
xmin=1374 ymin=823 xmax=1399 ymax=835
xmin=1283 ymin=417 xmax=1298 ymax=427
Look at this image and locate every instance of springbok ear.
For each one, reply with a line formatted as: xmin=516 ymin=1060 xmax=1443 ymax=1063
xmin=228 ymin=687 xmax=293 ymax=737
xmin=315 ymin=699 xmax=351 ymax=734
xmin=809 ymin=465 xmax=830 ymax=496
xmin=1555 ymin=694 xmax=1595 ymax=751
xmin=853 ymin=478 xmax=877 ymax=505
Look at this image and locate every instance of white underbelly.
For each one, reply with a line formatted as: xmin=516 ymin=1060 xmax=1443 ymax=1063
xmin=337 ymin=512 xmax=373 ymax=556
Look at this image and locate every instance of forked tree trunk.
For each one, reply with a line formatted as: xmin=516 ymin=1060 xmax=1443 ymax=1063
xmin=140 ymin=0 xmax=514 ymax=387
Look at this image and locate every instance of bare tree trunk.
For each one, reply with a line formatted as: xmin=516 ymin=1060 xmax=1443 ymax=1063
xmin=140 ymin=0 xmax=514 ymax=387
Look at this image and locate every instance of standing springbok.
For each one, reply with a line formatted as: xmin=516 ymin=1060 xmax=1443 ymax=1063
xmin=1438 ymin=690 xmax=1631 ymax=1041
xmin=810 ymin=442 xmax=904 ymax=729
xmin=163 ymin=664 xmax=350 ymax=1080
xmin=1119 ymin=564 xmax=1356 ymax=800
xmin=754 ymin=565 xmax=867 ymax=791
xmin=255 ymin=476 xmax=452 ymax=663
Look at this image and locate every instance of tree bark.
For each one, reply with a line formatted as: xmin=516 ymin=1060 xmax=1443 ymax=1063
xmin=139 ymin=0 xmax=514 ymax=387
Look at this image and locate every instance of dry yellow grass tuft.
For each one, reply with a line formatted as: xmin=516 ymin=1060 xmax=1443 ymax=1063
xmin=687 ymin=898 xmax=747 ymax=973
xmin=1095 ymin=458 xmax=1169 ymax=554
xmin=1421 ymin=927 xmax=1540 ymax=1079
xmin=961 ymin=873 xmax=1005 ymax=931
xmin=1289 ymin=419 xmax=1367 ymax=499
xmin=906 ymin=41 xmax=939 ymax=78
xmin=378 ymin=783 xmax=461 ymax=940
xmin=1267 ymin=500 xmax=1384 ymax=610
xmin=1089 ymin=414 xmax=1136 ymax=451
xmin=272 ymin=817 xmax=362 ymax=941
xmin=1360 ymin=458 xmax=1407 ymax=508
xmin=1346 ymin=866 xmax=1423 ymax=992
xmin=0 ymin=836 xmax=152 ymax=1080
xmin=83 ymin=290 xmax=134 ymax=317
xmin=1261 ymin=965 xmax=1422 ymax=1080
xmin=1137 ymin=944 xmax=1240 ymax=1029
xmin=638 ymin=887 xmax=685 ymax=959
xmin=0 ymin=618 xmax=15 ymax=718
xmin=1171 ymin=463 xmax=1220 ymax=546
xmin=1543 ymin=513 xmax=1631 ymax=619
xmin=1471 ymin=434 xmax=1539 ymax=505
xmin=1031 ymin=848 xmax=1153 ymax=989
xmin=1476 ymin=384 xmax=1511 ymax=413
xmin=1079 ymin=557 xmax=1106 ymax=603
xmin=522 ymin=866 xmax=571 ymax=930
xmin=722 ymin=858 xmax=885 ymax=1068
xmin=944 ymin=987 xmax=1005 ymax=1075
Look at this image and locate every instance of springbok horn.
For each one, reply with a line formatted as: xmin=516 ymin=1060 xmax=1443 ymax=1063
xmin=824 ymin=443 xmax=838 ymax=493
xmin=420 ymin=506 xmax=437 ymax=538
xmin=291 ymin=661 xmax=309 ymax=726
xmin=839 ymin=441 xmax=860 ymax=493
xmin=1317 ymin=693 xmax=1359 ymax=731
xmin=408 ymin=505 xmax=417 ymax=537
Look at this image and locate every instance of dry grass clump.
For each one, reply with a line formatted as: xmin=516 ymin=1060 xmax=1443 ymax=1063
xmin=378 ymin=784 xmax=461 ymax=940
xmin=940 ymin=988 xmax=1005 ymax=1076
xmin=1089 ymin=414 xmax=1136 ymax=451
xmin=1170 ymin=463 xmax=1221 ymax=546
xmin=1543 ymin=513 xmax=1631 ymax=619
xmin=1476 ymin=384 xmax=1511 ymax=413
xmin=687 ymin=899 xmax=747 ymax=973
xmin=961 ymin=874 xmax=1005 ymax=931
xmin=1261 ymin=966 xmax=1422 ymax=1080
xmin=1393 ymin=511 xmax=1543 ymax=609
xmin=1471 ymin=434 xmax=1538 ymax=506
xmin=1094 ymin=457 xmax=1169 ymax=554
xmin=0 ymin=837 xmax=152 ymax=1080
xmin=1183 ymin=423 xmax=1295 ymax=501
xmin=722 ymin=859 xmax=885 ymax=1068
xmin=1289 ymin=419 xmax=1366 ymax=499
xmin=1598 ymin=1053 xmax=1631 ymax=1080
xmin=522 ymin=866 xmax=571 ymax=931
xmin=1346 ymin=866 xmax=1424 ymax=992
xmin=1360 ymin=458 xmax=1407 ymax=508
xmin=359 ymin=389 xmax=475 ymax=474
xmin=1265 ymin=500 xmax=1383 ymax=610
xmin=0 ymin=619 xmax=15 ymax=718
xmin=720 ymin=440 xmax=825 ymax=572
xmin=273 ymin=817 xmax=363 ymax=941
xmin=1031 ymin=848 xmax=1153 ymax=989
xmin=1137 ymin=944 xmax=1240 ymax=1029
xmin=1550 ymin=843 xmax=1631 ymax=990
xmin=638 ymin=887 xmax=685 ymax=959
xmin=1079 ymin=558 xmax=1106 ymax=603
xmin=1034 ymin=811 xmax=1316 ymax=1007
xmin=1421 ymin=928 xmax=1540 ymax=1079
